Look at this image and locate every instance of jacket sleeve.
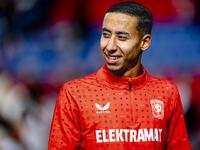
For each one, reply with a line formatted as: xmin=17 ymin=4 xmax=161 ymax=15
xmin=48 ymin=84 xmax=81 ymax=150
xmin=166 ymin=87 xmax=191 ymax=150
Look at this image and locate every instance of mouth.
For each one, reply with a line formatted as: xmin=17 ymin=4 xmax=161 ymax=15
xmin=107 ymin=56 xmax=120 ymax=60
xmin=105 ymin=55 xmax=121 ymax=64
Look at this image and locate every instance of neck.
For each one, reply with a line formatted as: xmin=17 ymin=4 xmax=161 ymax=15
xmin=121 ymin=52 xmax=143 ymax=78
xmin=123 ymin=60 xmax=142 ymax=78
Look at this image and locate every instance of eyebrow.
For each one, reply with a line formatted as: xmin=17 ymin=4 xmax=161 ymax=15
xmin=116 ymin=31 xmax=130 ymax=36
xmin=102 ymin=27 xmax=111 ymax=33
xmin=102 ymin=27 xmax=130 ymax=36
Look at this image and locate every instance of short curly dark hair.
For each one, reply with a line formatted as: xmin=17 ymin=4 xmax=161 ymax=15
xmin=106 ymin=1 xmax=153 ymax=36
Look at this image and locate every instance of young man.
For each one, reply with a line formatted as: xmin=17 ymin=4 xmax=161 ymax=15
xmin=48 ymin=1 xmax=191 ymax=149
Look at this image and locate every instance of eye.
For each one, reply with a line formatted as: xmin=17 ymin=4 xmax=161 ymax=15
xmin=118 ymin=36 xmax=127 ymax=41
xmin=102 ymin=32 xmax=110 ymax=38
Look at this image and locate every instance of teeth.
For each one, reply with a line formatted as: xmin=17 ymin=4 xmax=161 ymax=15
xmin=108 ymin=56 xmax=119 ymax=60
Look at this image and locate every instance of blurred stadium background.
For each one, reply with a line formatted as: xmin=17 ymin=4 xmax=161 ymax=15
xmin=0 ymin=0 xmax=200 ymax=149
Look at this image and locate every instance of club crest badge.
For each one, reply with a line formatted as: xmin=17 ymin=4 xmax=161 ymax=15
xmin=150 ymin=99 xmax=164 ymax=119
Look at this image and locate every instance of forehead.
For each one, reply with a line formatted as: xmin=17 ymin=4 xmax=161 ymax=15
xmin=102 ymin=12 xmax=138 ymax=33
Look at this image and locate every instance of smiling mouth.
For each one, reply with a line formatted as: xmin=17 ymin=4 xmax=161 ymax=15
xmin=107 ymin=56 xmax=121 ymax=60
xmin=105 ymin=55 xmax=121 ymax=64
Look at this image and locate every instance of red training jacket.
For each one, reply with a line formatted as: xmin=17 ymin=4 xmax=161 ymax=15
xmin=48 ymin=64 xmax=191 ymax=150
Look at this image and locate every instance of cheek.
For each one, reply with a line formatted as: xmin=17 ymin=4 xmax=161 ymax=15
xmin=120 ymin=43 xmax=136 ymax=54
xmin=100 ymin=38 xmax=106 ymax=51
xmin=122 ymin=44 xmax=141 ymax=58
xmin=100 ymin=37 xmax=106 ymax=48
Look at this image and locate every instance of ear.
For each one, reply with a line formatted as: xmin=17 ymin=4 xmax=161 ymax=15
xmin=140 ymin=34 xmax=152 ymax=51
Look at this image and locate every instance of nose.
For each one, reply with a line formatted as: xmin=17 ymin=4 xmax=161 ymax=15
xmin=106 ymin=37 xmax=117 ymax=52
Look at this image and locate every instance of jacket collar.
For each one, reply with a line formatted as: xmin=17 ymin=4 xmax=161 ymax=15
xmin=97 ymin=64 xmax=148 ymax=89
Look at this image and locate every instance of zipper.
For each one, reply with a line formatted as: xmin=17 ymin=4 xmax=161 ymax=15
xmin=128 ymin=81 xmax=134 ymax=126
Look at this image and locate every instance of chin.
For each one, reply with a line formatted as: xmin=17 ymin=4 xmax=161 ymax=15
xmin=106 ymin=64 xmax=123 ymax=74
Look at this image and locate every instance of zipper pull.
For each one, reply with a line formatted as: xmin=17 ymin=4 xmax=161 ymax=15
xmin=129 ymin=82 xmax=132 ymax=90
